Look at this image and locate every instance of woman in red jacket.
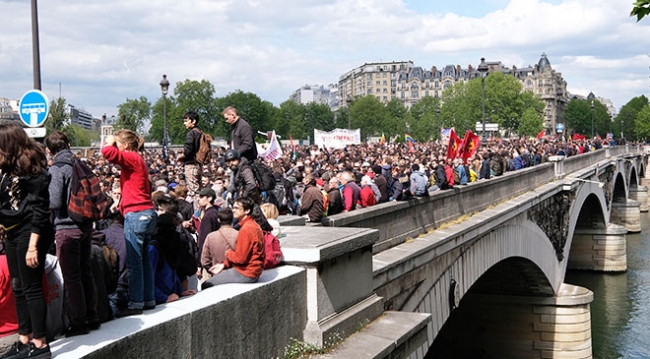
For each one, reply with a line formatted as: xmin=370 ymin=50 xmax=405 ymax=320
xmin=102 ymin=130 xmax=157 ymax=317
xmin=202 ymin=197 xmax=264 ymax=289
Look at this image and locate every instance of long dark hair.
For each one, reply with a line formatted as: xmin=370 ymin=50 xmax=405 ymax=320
xmin=0 ymin=122 xmax=46 ymax=176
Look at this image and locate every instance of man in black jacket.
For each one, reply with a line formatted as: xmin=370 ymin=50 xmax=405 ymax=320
xmin=223 ymin=106 xmax=258 ymax=162
xmin=177 ymin=111 xmax=202 ymax=206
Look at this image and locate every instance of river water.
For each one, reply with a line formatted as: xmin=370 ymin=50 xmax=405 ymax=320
xmin=565 ymin=211 xmax=650 ymax=358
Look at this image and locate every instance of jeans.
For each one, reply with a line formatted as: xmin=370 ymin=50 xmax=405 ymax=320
xmin=55 ymin=225 xmax=98 ymax=327
xmin=4 ymin=223 xmax=52 ymax=339
xmin=201 ymin=268 xmax=258 ymax=290
xmin=108 ymin=285 xmax=129 ymax=317
xmin=124 ymin=209 xmax=157 ymax=310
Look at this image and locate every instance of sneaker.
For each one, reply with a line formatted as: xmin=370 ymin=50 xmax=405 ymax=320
xmin=0 ymin=341 xmax=28 ymax=359
xmin=87 ymin=321 xmax=101 ymax=331
xmin=23 ymin=343 xmax=50 ymax=359
xmin=116 ymin=307 xmax=143 ymax=318
xmin=64 ymin=324 xmax=89 ymax=338
xmin=143 ymin=304 xmax=156 ymax=311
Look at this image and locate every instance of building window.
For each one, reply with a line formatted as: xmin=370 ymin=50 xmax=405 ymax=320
xmin=444 ymin=81 xmax=451 ymax=89
xmin=383 ymin=80 xmax=387 ymax=85
xmin=376 ymin=88 xmax=381 ymax=93
xmin=411 ymin=90 xmax=419 ymax=98
xmin=434 ymin=92 xmax=439 ymax=98
xmin=383 ymin=88 xmax=388 ymax=93
xmin=435 ymin=81 xmax=439 ymax=88
xmin=383 ymin=96 xmax=387 ymax=101
xmin=367 ymin=89 xmax=372 ymax=95
xmin=376 ymin=96 xmax=381 ymax=100
xmin=376 ymin=81 xmax=381 ymax=85
xmin=538 ymin=80 xmax=542 ymax=86
xmin=401 ymin=92 xmax=405 ymax=99
xmin=367 ymin=81 xmax=372 ymax=87
xmin=526 ymin=80 xmax=532 ymax=87
xmin=425 ymin=91 xmax=429 ymax=96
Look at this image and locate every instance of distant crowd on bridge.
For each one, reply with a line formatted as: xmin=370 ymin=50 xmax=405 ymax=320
xmin=0 ymin=106 xmax=638 ymax=358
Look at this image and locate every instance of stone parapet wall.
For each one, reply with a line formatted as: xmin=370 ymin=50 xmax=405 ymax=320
xmin=52 ymin=267 xmax=307 ymax=359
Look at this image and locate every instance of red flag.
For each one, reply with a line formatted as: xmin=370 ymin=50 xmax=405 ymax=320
xmin=536 ymin=130 xmax=545 ymax=139
xmin=447 ymin=129 xmax=462 ymax=160
xmin=460 ymin=130 xmax=480 ymax=163
xmin=573 ymin=133 xmax=586 ymax=141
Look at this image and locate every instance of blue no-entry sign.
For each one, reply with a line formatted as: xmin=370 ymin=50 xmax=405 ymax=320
xmin=556 ymin=123 xmax=564 ymax=132
xmin=19 ymin=90 xmax=49 ymax=128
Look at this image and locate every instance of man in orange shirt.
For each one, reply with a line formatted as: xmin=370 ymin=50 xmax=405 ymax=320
xmin=201 ymin=197 xmax=264 ymax=289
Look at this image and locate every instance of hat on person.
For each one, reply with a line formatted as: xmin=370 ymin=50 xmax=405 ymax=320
xmin=362 ymin=161 xmax=371 ymax=167
xmin=198 ymin=187 xmax=216 ymax=200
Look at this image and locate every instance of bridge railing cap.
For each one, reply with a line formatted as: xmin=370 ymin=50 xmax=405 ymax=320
xmin=548 ymin=155 xmax=565 ymax=162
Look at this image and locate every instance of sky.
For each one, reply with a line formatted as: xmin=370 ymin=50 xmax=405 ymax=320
xmin=1 ymin=0 xmax=649 ymax=120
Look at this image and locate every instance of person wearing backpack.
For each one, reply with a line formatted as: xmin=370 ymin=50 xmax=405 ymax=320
xmin=102 ymin=130 xmax=157 ymax=318
xmin=223 ymin=106 xmax=258 ymax=163
xmin=176 ymin=111 xmax=203 ymax=209
xmin=46 ymin=131 xmax=100 ymax=337
xmin=224 ymin=149 xmax=261 ymax=204
xmin=201 ymin=198 xmax=265 ymax=289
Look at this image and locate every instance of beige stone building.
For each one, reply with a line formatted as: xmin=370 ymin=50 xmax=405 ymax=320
xmin=338 ymin=54 xmax=568 ymax=135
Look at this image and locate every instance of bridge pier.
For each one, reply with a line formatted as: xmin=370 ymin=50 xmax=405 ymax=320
xmin=610 ymin=199 xmax=641 ymax=233
xmin=628 ymin=185 xmax=649 ymax=212
xmin=428 ymin=284 xmax=593 ymax=358
xmin=569 ymin=223 xmax=627 ymax=272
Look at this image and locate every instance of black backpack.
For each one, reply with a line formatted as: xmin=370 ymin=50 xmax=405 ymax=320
xmin=250 ymin=161 xmax=277 ymax=192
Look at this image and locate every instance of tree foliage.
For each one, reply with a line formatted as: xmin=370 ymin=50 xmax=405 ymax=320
xmin=631 ymin=0 xmax=650 ymax=21
xmin=116 ymin=96 xmax=151 ymax=133
xmin=45 ymin=97 xmax=69 ymax=132
xmin=616 ymin=95 xmax=648 ymax=140
xmin=349 ymin=96 xmax=387 ymax=140
xmin=409 ymin=96 xmax=440 ymax=141
xmin=634 ymin=105 xmax=650 ymax=140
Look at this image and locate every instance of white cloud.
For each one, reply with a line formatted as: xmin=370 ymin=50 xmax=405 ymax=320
xmin=1 ymin=0 xmax=649 ymax=119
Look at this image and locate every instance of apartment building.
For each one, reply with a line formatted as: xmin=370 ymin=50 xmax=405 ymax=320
xmin=339 ymin=54 xmax=569 ymax=135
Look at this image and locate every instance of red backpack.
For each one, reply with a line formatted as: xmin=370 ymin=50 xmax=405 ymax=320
xmin=263 ymin=231 xmax=282 ymax=269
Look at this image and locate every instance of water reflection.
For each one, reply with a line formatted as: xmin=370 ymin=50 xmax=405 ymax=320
xmin=565 ymin=213 xmax=650 ymax=358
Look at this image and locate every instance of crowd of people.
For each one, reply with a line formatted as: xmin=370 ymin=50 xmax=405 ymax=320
xmin=0 ymin=105 xmax=626 ymax=358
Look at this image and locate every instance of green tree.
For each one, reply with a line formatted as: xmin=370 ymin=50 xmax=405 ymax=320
xmin=634 ymin=105 xmax=650 ymax=140
xmin=517 ymin=107 xmax=544 ymax=137
xmin=45 ymin=97 xmax=69 ymax=132
xmin=440 ymin=81 xmax=475 ymax=133
xmin=304 ymin=102 xmax=335 ymax=134
xmin=616 ymin=95 xmax=648 ymax=140
xmin=149 ymin=95 xmax=175 ymax=144
xmin=62 ymin=124 xmax=92 ymax=147
xmin=631 ymin=0 xmax=650 ymax=21
xmin=274 ymin=100 xmax=305 ymax=139
xmin=409 ymin=96 xmax=441 ymax=141
xmin=384 ymin=99 xmax=410 ymax=141
xmin=440 ymin=72 xmax=544 ymax=137
xmin=563 ymin=98 xmax=592 ymax=136
xmin=334 ymin=106 xmax=351 ymax=130
xmin=116 ymin=96 xmax=151 ymax=133
xmin=349 ymin=96 xmax=387 ymax=140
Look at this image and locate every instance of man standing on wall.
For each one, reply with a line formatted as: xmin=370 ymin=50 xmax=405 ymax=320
xmin=177 ymin=111 xmax=202 ymax=208
xmin=223 ymin=106 xmax=257 ymax=162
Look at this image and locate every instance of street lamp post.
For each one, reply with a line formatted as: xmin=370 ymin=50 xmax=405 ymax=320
xmin=31 ymin=0 xmax=42 ymax=90
xmin=477 ymin=58 xmax=489 ymax=146
xmin=590 ymin=100 xmax=594 ymax=139
xmin=160 ymin=74 xmax=170 ymax=159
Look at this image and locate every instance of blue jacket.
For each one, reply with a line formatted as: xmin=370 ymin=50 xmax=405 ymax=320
xmin=455 ymin=165 xmax=468 ymax=185
xmin=149 ymin=242 xmax=184 ymax=304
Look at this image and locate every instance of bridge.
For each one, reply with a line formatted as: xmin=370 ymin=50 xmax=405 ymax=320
xmin=50 ymin=145 xmax=647 ymax=359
